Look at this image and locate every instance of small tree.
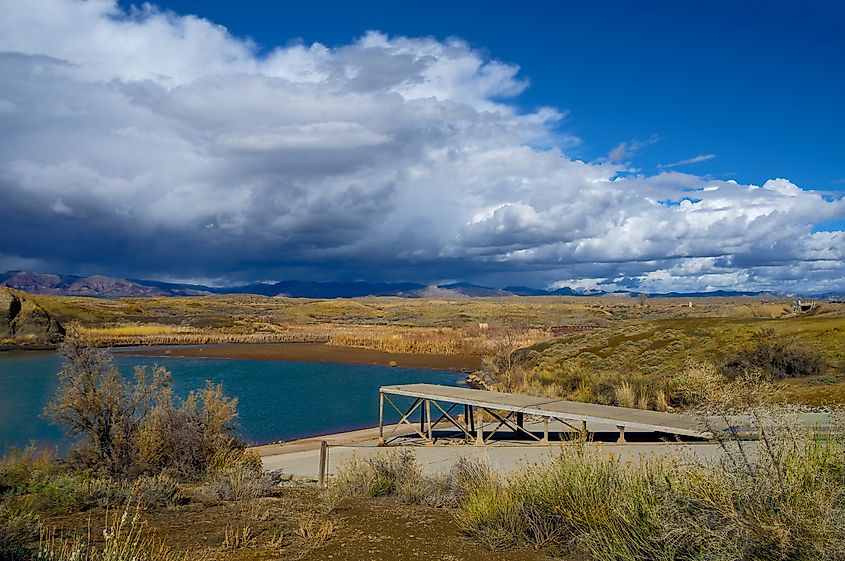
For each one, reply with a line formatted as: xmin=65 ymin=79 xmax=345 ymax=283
xmin=482 ymin=317 xmax=529 ymax=391
xmin=44 ymin=336 xmax=242 ymax=480
xmin=44 ymin=336 xmax=170 ymax=477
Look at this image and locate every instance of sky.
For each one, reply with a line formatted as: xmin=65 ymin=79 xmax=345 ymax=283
xmin=1 ymin=0 xmax=843 ymax=293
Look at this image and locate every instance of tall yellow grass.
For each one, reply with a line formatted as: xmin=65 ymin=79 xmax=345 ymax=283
xmin=328 ymin=328 xmax=549 ymax=355
xmin=79 ymin=323 xmax=200 ymax=337
xmin=73 ymin=321 xmax=550 ymax=355
xmin=74 ymin=322 xmax=334 ymax=346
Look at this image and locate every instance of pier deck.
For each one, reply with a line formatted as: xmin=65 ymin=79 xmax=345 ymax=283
xmin=378 ymin=383 xmax=710 ymax=445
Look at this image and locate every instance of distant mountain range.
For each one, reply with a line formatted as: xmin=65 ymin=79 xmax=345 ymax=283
xmin=2 ymin=270 xmax=836 ymax=300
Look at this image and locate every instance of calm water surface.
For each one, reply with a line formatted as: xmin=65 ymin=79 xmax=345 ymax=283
xmin=0 ymin=350 xmax=462 ymax=452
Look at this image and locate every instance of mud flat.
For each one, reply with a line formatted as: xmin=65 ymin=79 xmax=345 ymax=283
xmin=116 ymin=341 xmax=481 ymax=372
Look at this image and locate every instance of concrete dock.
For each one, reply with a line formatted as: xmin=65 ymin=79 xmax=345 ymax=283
xmin=254 ymin=384 xmax=832 ymax=480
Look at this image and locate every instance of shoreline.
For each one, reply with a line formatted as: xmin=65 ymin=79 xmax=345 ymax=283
xmin=114 ymin=342 xmax=482 ymax=373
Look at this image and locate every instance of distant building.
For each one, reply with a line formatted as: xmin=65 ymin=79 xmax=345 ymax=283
xmin=793 ymin=299 xmax=817 ymax=312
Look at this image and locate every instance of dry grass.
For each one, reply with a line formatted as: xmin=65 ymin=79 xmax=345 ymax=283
xmin=221 ymin=524 xmax=257 ymax=550
xmin=456 ymin=416 xmax=845 ymax=560
xmin=294 ymin=515 xmax=334 ymax=544
xmin=78 ymin=323 xmax=202 ymax=337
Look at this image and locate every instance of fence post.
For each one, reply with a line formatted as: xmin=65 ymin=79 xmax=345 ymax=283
xmin=475 ymin=408 xmax=485 ymax=446
xmin=318 ymin=441 xmax=328 ymax=488
xmin=378 ymin=392 xmax=385 ymax=446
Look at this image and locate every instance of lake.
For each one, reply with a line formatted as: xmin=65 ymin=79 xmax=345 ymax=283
xmin=0 ymin=349 xmax=463 ymax=453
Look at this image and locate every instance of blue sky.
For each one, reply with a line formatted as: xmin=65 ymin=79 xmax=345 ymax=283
xmin=1 ymin=0 xmax=843 ymax=293
xmin=142 ymin=0 xmax=845 ymax=191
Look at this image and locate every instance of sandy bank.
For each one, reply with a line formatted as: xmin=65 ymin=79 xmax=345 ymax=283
xmin=115 ymin=342 xmax=481 ymax=372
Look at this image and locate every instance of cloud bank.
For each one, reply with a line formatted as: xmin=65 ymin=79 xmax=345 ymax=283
xmin=1 ymin=0 xmax=843 ymax=293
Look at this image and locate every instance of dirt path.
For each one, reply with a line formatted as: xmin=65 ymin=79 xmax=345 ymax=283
xmin=42 ymin=489 xmax=558 ymax=561
xmin=302 ymin=498 xmax=554 ymax=561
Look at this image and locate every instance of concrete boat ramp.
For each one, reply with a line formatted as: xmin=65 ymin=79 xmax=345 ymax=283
xmin=257 ymin=383 xmax=722 ymax=480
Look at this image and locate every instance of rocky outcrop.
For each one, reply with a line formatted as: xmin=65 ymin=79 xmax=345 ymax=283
xmin=465 ymin=370 xmax=497 ymax=390
xmin=0 ymin=288 xmax=65 ymax=347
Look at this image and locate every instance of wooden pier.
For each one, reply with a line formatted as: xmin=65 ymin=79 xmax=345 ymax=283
xmin=378 ymin=383 xmax=710 ymax=445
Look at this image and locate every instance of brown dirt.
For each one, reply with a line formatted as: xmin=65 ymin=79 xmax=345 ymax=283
xmin=40 ymin=488 xmax=559 ymax=561
xmin=115 ymin=342 xmax=482 ymax=372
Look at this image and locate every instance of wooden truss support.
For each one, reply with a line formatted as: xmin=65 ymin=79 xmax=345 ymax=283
xmin=379 ymin=389 xmax=617 ymax=446
xmin=479 ymin=407 xmax=543 ymax=444
xmin=380 ymin=394 xmax=429 ymax=444
xmin=429 ymin=401 xmax=473 ymax=441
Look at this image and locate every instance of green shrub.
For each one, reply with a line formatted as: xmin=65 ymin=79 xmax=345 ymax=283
xmin=721 ymin=328 xmax=827 ymax=380
xmin=326 ymin=452 xmax=499 ymax=512
xmin=86 ymin=477 xmax=131 ymax=509
xmin=322 ymin=455 xmax=374 ymax=513
xmin=198 ymin=451 xmax=278 ymax=502
xmin=0 ymin=501 xmax=39 ymax=561
xmin=668 ymin=360 xmax=726 ymax=408
xmin=131 ymin=475 xmax=184 ymax=510
xmin=665 ymin=421 xmax=845 ymax=560
xmin=28 ymin=474 xmax=95 ymax=514
xmin=454 ymin=486 xmax=522 ymax=551
xmin=366 ymin=449 xmax=417 ymax=497
xmin=86 ymin=475 xmax=184 ymax=510
xmin=0 ymin=448 xmax=56 ymax=496
xmin=26 ymin=473 xmax=184 ymax=514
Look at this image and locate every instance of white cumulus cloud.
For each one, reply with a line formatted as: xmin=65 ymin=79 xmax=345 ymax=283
xmin=0 ymin=0 xmax=842 ymax=293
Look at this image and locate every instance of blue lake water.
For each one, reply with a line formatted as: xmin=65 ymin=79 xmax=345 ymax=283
xmin=0 ymin=350 xmax=463 ymax=453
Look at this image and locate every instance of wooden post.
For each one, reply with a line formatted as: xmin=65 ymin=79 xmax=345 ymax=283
xmin=542 ymin=417 xmax=549 ymax=445
xmin=581 ymin=419 xmax=588 ymax=440
xmin=421 ymin=400 xmax=426 ymax=435
xmin=426 ymin=399 xmax=433 ymax=443
xmin=616 ymin=425 xmax=626 ymax=444
xmin=378 ymin=392 xmax=385 ymax=446
xmin=475 ymin=408 xmax=484 ymax=446
xmin=516 ymin=412 xmax=524 ymax=432
xmin=318 ymin=441 xmax=328 ymax=488
xmin=463 ymin=404 xmax=470 ymax=442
